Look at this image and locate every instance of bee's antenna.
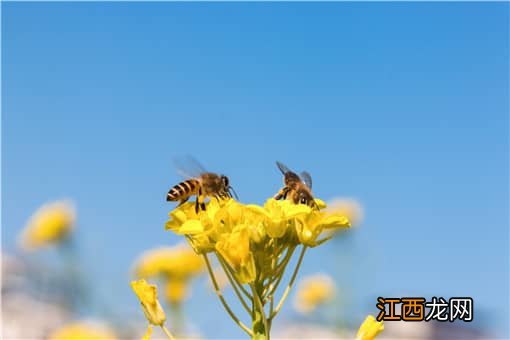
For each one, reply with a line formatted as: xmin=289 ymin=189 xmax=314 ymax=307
xmin=228 ymin=186 xmax=239 ymax=200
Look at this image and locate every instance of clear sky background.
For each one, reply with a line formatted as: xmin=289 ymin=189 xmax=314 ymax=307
xmin=3 ymin=2 xmax=509 ymax=338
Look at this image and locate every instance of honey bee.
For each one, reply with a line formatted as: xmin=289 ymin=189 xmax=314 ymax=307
xmin=166 ymin=157 xmax=237 ymax=213
xmin=274 ymin=161 xmax=318 ymax=209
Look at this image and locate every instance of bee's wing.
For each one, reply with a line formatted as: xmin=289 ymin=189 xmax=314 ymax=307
xmin=300 ymin=171 xmax=313 ymax=189
xmin=173 ymin=155 xmax=207 ymax=180
xmin=276 ymin=161 xmax=292 ymax=175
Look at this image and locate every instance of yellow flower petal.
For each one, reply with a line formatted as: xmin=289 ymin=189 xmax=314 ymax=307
xmin=142 ymin=324 xmax=153 ymax=340
xmin=314 ymin=198 xmax=327 ymax=209
xmin=321 ymin=214 xmax=350 ymax=229
xmin=178 ymin=220 xmax=204 ymax=235
xmin=130 ymin=279 xmax=166 ymax=326
xmin=356 ymin=315 xmax=384 ymax=340
xmin=215 ymin=227 xmax=256 ymax=284
xmin=245 ymin=204 xmax=270 ymax=218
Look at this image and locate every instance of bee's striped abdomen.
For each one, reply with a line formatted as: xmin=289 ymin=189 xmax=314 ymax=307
xmin=167 ymin=179 xmax=199 ymax=202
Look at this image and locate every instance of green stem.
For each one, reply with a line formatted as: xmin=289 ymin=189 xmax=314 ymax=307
xmin=251 ymin=283 xmax=269 ymax=339
xmin=250 ymin=281 xmax=269 ymax=340
xmin=263 ymin=247 xmax=295 ymax=301
xmin=216 ymin=253 xmax=252 ymax=314
xmin=169 ymin=303 xmax=184 ymax=336
xmin=161 ymin=324 xmax=176 ymax=340
xmin=270 ymin=246 xmax=293 ymax=279
xmin=217 ymin=253 xmax=253 ymax=299
xmin=203 ymin=254 xmax=253 ymax=337
xmin=270 ymin=246 xmax=307 ymax=320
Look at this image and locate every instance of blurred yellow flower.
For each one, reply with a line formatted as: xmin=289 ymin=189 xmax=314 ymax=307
xmin=131 ymin=279 xmax=166 ymax=326
xmin=133 ymin=243 xmax=204 ymax=279
xmin=19 ymin=200 xmax=75 ymax=251
xmin=49 ymin=321 xmax=116 ymax=340
xmin=326 ymin=198 xmax=364 ymax=226
xmin=133 ymin=243 xmax=204 ymax=308
xmin=294 ymin=273 xmax=336 ymax=314
xmin=356 ymin=315 xmax=384 ymax=340
xmin=165 ymin=278 xmax=189 ymax=305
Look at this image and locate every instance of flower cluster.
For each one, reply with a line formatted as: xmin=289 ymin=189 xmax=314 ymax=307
xmin=166 ymin=198 xmax=349 ymax=283
xmin=165 ymin=197 xmax=350 ymax=338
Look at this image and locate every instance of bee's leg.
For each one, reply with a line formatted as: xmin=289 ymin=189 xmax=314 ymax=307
xmin=177 ymin=197 xmax=190 ymax=207
xmin=213 ymin=194 xmax=220 ymax=202
xmin=274 ymin=187 xmax=289 ymax=200
xmin=200 ymin=197 xmax=206 ymax=211
xmin=195 ymin=197 xmax=200 ymax=213
xmin=197 ymin=187 xmax=207 ymax=211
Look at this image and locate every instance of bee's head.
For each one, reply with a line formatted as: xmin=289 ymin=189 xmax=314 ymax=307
xmin=220 ymin=175 xmax=239 ymax=200
xmin=220 ymin=175 xmax=229 ymax=188
xmin=297 ymin=189 xmax=317 ymax=208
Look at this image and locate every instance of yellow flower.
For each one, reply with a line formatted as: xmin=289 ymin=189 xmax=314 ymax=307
xmin=294 ymin=274 xmax=336 ymax=314
xmin=165 ymin=199 xmax=225 ymax=235
xmin=165 ymin=199 xmax=231 ymax=253
xmin=130 ymin=279 xmax=166 ymax=326
xmin=133 ymin=243 xmax=204 ymax=279
xmin=215 ymin=226 xmax=256 ymax=284
xmin=295 ymin=209 xmax=350 ymax=246
xmin=19 ymin=200 xmax=75 ymax=251
xmin=49 ymin=321 xmax=116 ymax=340
xmin=165 ymin=196 xmax=350 ymax=303
xmin=247 ymin=199 xmax=310 ymax=238
xmin=165 ymin=278 xmax=189 ymax=305
xmin=356 ymin=315 xmax=384 ymax=340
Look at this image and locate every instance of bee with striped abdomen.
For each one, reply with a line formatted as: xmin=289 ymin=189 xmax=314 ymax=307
xmin=274 ymin=161 xmax=318 ymax=209
xmin=166 ymin=158 xmax=237 ymax=213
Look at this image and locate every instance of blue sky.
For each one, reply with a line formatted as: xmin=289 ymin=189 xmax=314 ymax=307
xmin=3 ymin=2 xmax=508 ymax=338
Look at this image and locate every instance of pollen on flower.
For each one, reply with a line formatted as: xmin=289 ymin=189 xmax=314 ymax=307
xmin=18 ymin=200 xmax=76 ymax=251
